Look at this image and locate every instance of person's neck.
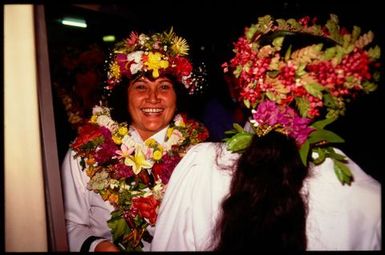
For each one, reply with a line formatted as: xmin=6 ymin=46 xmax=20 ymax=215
xmin=139 ymin=131 xmax=154 ymax=141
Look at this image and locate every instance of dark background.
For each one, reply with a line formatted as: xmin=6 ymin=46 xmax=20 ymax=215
xmin=44 ymin=0 xmax=384 ymax=183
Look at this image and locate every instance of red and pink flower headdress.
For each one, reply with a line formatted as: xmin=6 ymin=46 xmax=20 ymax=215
xmin=223 ymin=14 xmax=381 ymax=184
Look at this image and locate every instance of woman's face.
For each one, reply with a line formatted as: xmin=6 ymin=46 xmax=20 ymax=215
xmin=127 ymin=76 xmax=177 ymax=140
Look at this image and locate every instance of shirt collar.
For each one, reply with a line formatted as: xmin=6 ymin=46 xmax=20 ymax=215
xmin=129 ymin=125 xmax=169 ymax=144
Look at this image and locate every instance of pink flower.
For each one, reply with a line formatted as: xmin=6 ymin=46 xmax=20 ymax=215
xmin=126 ymin=32 xmax=139 ymax=46
xmin=116 ymin=53 xmax=131 ymax=76
xmin=252 ymin=101 xmax=314 ymax=146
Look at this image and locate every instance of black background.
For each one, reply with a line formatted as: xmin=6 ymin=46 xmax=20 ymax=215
xmin=44 ymin=0 xmax=384 ymax=183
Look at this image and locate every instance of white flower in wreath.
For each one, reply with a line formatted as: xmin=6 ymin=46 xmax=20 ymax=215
xmin=164 ymin=129 xmax=184 ymax=150
xmin=138 ymin=34 xmax=149 ymax=45
xmin=127 ymin=51 xmax=144 ymax=74
xmin=92 ymin=105 xmax=104 ymax=115
xmin=181 ymin=74 xmax=192 ymax=89
xmin=121 ymin=134 xmax=136 ymax=149
xmin=97 ymin=115 xmax=118 ymax=132
xmin=173 ymin=114 xmax=185 ymax=127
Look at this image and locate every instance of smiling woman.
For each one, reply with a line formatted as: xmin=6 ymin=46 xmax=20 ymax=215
xmin=60 ymin=28 xmax=209 ymax=252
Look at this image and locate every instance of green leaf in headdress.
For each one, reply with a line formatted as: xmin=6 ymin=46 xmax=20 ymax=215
xmin=368 ymin=45 xmax=381 ymax=60
xmin=304 ymin=82 xmax=324 ymax=99
xmin=333 ymin=159 xmax=353 ymax=185
xmin=311 ymin=116 xmax=337 ymax=129
xmin=308 ymin=129 xmax=345 ymax=144
xmin=299 ymin=140 xmax=310 ymax=166
xmin=225 ymin=132 xmax=253 ymax=153
xmin=295 ymin=97 xmax=311 ymax=118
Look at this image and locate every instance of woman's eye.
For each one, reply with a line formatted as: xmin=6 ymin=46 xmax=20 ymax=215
xmin=160 ymin=83 xmax=172 ymax=90
xmin=133 ymin=84 xmax=147 ymax=90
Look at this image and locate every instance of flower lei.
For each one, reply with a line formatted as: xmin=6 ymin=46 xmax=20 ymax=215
xmin=106 ymin=28 xmax=206 ymax=95
xmin=71 ymin=105 xmax=209 ymax=251
xmin=223 ymin=14 xmax=381 ymax=185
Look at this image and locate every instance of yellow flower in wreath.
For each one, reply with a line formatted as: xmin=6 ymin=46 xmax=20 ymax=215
xmin=145 ymin=52 xmax=169 ymax=78
xmin=125 ymin=144 xmax=153 ymax=175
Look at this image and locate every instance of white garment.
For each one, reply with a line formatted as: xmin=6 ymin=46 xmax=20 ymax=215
xmin=151 ymin=142 xmax=381 ymax=251
xmin=61 ymin=126 xmax=168 ymax=251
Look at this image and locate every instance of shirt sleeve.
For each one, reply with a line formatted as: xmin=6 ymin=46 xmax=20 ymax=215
xmin=61 ymin=149 xmax=108 ymax=251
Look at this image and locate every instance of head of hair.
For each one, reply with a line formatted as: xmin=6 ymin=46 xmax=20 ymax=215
xmin=212 ymin=131 xmax=308 ymax=251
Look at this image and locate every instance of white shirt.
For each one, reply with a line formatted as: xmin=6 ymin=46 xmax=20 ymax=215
xmin=151 ymin=142 xmax=381 ymax=251
xmin=61 ymin=126 xmax=168 ymax=251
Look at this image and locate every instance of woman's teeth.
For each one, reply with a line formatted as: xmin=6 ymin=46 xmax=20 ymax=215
xmin=142 ymin=108 xmax=163 ymax=113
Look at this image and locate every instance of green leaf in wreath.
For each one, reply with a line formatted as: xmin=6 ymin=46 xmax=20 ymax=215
xmin=107 ymin=210 xmax=130 ymax=241
xmin=333 ymin=159 xmax=353 ymax=185
xmin=243 ymin=99 xmax=250 ymax=109
xmin=308 ymin=129 xmax=345 ymax=144
xmin=107 ymin=216 xmax=129 ymax=241
xmin=299 ymin=140 xmax=310 ymax=166
xmin=233 ymin=123 xmax=245 ymax=133
xmin=311 ymin=117 xmax=337 ymax=129
xmin=285 ymin=44 xmax=292 ymax=62
xmin=327 ymin=149 xmax=347 ymax=161
xmin=303 ymin=82 xmax=324 ymax=99
xmin=368 ymin=45 xmax=381 ymax=60
xmin=226 ymin=132 xmax=253 ymax=153
xmin=224 ymin=129 xmax=237 ymax=135
xmin=295 ymin=97 xmax=310 ymax=118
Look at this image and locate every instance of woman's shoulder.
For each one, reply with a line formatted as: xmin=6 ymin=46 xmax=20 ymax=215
xmin=309 ymin=148 xmax=380 ymax=188
xmin=306 ymin=150 xmax=381 ymax=250
xmin=186 ymin=142 xmax=240 ymax=164
xmin=307 ymin=148 xmax=381 ymax=217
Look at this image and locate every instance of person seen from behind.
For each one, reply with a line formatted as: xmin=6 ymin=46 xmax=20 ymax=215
xmin=150 ymin=14 xmax=381 ymax=251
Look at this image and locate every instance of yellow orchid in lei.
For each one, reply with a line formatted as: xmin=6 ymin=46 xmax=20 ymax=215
xmin=125 ymin=144 xmax=153 ymax=175
xmin=145 ymin=52 xmax=169 ymax=78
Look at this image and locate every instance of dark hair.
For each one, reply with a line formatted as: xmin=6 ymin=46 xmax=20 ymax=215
xmin=212 ymin=131 xmax=308 ymax=251
xmin=107 ymin=73 xmax=191 ymax=123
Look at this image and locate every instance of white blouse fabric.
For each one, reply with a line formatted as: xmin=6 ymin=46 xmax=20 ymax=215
xmin=61 ymin=126 xmax=168 ymax=251
xmin=151 ymin=142 xmax=381 ymax=251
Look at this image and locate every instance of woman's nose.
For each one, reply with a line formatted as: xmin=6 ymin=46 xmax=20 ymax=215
xmin=147 ymin=89 xmax=160 ymax=103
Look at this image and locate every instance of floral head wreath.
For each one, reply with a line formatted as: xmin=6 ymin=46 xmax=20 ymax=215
xmin=106 ymin=28 xmax=206 ymax=95
xmin=223 ymin=14 xmax=381 ymax=185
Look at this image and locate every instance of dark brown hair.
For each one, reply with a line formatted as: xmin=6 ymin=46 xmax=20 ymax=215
xmin=212 ymin=131 xmax=308 ymax=251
